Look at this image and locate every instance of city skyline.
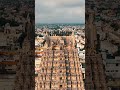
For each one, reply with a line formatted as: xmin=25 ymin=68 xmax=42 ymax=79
xmin=35 ymin=0 xmax=85 ymax=24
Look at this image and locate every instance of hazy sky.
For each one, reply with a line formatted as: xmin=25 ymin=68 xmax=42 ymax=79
xmin=35 ymin=0 xmax=85 ymax=24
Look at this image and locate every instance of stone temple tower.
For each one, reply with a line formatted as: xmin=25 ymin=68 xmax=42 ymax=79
xmin=13 ymin=36 xmax=35 ymax=90
xmin=13 ymin=14 xmax=35 ymax=90
xmin=36 ymin=36 xmax=84 ymax=90
xmin=85 ymin=10 xmax=108 ymax=90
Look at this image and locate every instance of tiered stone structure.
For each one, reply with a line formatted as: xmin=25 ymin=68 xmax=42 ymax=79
xmin=85 ymin=10 xmax=108 ymax=90
xmin=13 ymin=15 xmax=35 ymax=90
xmin=14 ymin=37 xmax=35 ymax=90
xmin=36 ymin=35 xmax=84 ymax=90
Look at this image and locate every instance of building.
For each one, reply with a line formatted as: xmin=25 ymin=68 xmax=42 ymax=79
xmin=85 ymin=10 xmax=108 ymax=90
xmin=13 ymin=14 xmax=35 ymax=90
xmin=36 ymin=34 xmax=84 ymax=90
xmin=14 ymin=37 xmax=35 ymax=90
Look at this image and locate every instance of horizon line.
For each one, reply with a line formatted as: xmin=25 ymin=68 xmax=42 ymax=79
xmin=35 ymin=23 xmax=85 ymax=24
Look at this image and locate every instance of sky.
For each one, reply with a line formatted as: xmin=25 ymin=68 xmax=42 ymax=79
xmin=35 ymin=0 xmax=85 ymax=24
